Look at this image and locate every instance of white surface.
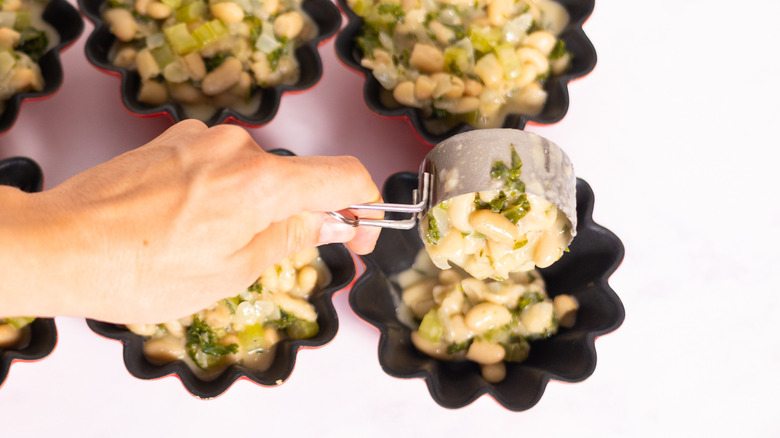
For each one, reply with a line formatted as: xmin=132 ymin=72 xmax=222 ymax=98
xmin=1 ymin=0 xmax=779 ymax=435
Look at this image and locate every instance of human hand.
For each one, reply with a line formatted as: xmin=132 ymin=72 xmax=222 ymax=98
xmin=0 ymin=120 xmax=381 ymax=323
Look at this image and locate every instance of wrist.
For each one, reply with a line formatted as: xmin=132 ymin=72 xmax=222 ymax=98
xmin=0 ymin=186 xmax=77 ymax=318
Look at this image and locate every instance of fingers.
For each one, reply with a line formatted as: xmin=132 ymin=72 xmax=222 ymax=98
xmin=255 ymin=154 xmax=382 ymax=223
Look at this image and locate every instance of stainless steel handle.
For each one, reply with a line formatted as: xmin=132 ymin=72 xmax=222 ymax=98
xmin=326 ymin=173 xmax=430 ymax=230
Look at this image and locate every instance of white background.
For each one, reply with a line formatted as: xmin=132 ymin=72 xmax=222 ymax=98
xmin=1 ymin=0 xmax=779 ymax=435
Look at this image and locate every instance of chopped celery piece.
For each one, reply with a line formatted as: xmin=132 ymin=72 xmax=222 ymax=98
xmin=0 ymin=12 xmax=15 ymax=29
xmin=443 ymin=46 xmax=468 ymax=75
xmin=238 ymin=323 xmax=266 ymax=353
xmin=502 ymin=338 xmax=530 ymax=362
xmin=495 ymin=43 xmax=521 ymax=79
xmin=0 ymin=51 xmax=16 ymax=77
xmin=468 ymin=25 xmax=500 ymax=54
xmin=351 ymin=0 xmax=373 ymax=16
xmin=14 ymin=11 xmax=30 ymax=31
xmin=418 ymin=309 xmax=443 ymax=343
xmin=160 ymin=0 xmax=182 ymax=9
xmin=192 ymin=19 xmax=229 ymax=48
xmin=176 ymin=1 xmax=207 ymax=23
xmin=163 ymin=23 xmax=199 ymax=55
xmin=286 ymin=319 xmax=319 ymax=340
xmin=6 ymin=317 xmax=35 ymax=329
xmin=150 ymin=43 xmax=175 ymax=68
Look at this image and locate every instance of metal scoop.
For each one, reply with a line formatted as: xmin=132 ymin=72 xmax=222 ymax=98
xmin=328 ymin=129 xmax=577 ymax=237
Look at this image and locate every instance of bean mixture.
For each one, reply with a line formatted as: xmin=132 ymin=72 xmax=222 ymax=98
xmin=103 ymin=0 xmax=317 ymax=120
xmin=397 ymin=249 xmax=578 ymax=382
xmin=126 ymin=247 xmax=329 ymax=380
xmin=0 ymin=0 xmax=58 ymax=114
xmin=348 ymin=0 xmax=572 ymax=132
xmin=0 ymin=317 xmax=34 ymax=349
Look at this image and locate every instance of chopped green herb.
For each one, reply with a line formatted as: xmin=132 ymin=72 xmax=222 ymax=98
xmin=446 ymin=339 xmax=473 ymax=354
xmin=185 ymin=316 xmax=238 ymax=370
xmin=426 ymin=215 xmax=441 ymax=245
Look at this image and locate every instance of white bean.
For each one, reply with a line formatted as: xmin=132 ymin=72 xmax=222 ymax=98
xmin=524 ymin=31 xmax=557 ymax=56
xmin=481 ymin=362 xmax=506 ymax=383
xmin=0 ymin=324 xmax=23 ymax=348
xmin=487 ymin=0 xmax=512 ymax=26
xmin=533 ymin=229 xmax=566 ymax=268
xmin=474 ymin=53 xmax=503 ymax=88
xmin=296 ymin=265 xmax=318 ymax=296
xmin=201 ymin=57 xmax=242 ymax=96
xmin=465 ymin=339 xmax=505 ymax=365
xmin=447 ymin=193 xmax=476 ymax=233
xmin=104 ymin=8 xmax=137 ymax=42
xmin=135 ymin=48 xmax=159 ymax=80
xmin=464 ymin=302 xmax=512 ymax=334
xmin=274 ymin=11 xmax=304 ymax=39
xmin=146 ymin=1 xmax=171 ymax=19
xmin=392 ymin=81 xmax=421 ymax=108
xmin=409 ymin=43 xmax=444 ymax=73
xmin=410 ymin=331 xmax=451 ymax=360
xmin=470 ymin=210 xmax=520 ymax=247
xmin=143 ymin=336 xmax=185 ymax=363
xmin=126 ymin=323 xmax=159 ymax=337
xmin=553 ymin=294 xmax=579 ymax=328
xmin=210 ymin=2 xmax=244 ymax=24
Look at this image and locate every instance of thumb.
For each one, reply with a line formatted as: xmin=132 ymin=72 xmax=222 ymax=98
xmin=239 ymin=212 xmax=358 ymax=272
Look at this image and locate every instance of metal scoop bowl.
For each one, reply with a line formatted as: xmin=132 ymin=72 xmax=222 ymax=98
xmin=328 ymin=129 xmax=577 ymax=239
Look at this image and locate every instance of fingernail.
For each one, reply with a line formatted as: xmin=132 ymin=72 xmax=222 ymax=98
xmin=318 ymin=221 xmax=357 ymax=245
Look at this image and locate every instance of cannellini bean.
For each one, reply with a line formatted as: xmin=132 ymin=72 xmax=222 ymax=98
xmin=533 ymin=229 xmax=566 ymax=268
xmin=392 ymin=81 xmax=421 ymax=107
xmin=445 ymin=314 xmax=473 ymax=344
xmin=429 ymin=21 xmax=455 ymax=45
xmin=461 ymin=277 xmax=487 ymax=303
xmin=550 ymin=51 xmax=571 ymax=75
xmin=438 ymin=268 xmax=463 ymax=285
xmin=464 ymin=302 xmax=512 ymax=333
xmin=410 ymin=331 xmax=451 ymax=360
xmin=262 ymin=0 xmax=279 ymax=15
xmin=514 ymin=63 xmax=538 ymax=89
xmin=427 ymin=231 xmax=467 ymax=269
xmin=0 ymin=28 xmax=21 ymax=48
xmin=205 ymin=302 xmax=232 ymax=328
xmin=553 ymin=294 xmax=578 ymax=328
xmin=112 ymin=46 xmax=137 ymax=69
xmin=465 ymin=340 xmax=505 ymax=364
xmin=463 ymin=78 xmax=483 ymax=97
xmin=210 ymin=2 xmax=244 ymax=24
xmin=438 ymin=288 xmax=466 ymax=316
xmin=7 ymin=68 xmax=34 ymax=89
xmin=401 ymin=0 xmax=419 ymax=11
xmin=470 ymin=210 xmax=520 ymax=247
xmin=126 ymin=323 xmax=159 ymax=336
xmin=104 ymin=8 xmax=138 ymax=42
xmin=146 ymin=1 xmax=171 ymax=19
xmin=271 ymin=294 xmax=317 ymax=322
xmin=431 ymin=73 xmax=464 ymax=99
xmin=517 ymin=47 xmax=549 ymax=76
xmin=138 ymin=80 xmax=168 ymax=105
xmin=0 ymin=324 xmax=23 ymax=348
xmin=402 ymin=278 xmax=437 ymax=319
xmin=1 ymin=0 xmax=21 ymax=11
xmin=220 ymin=333 xmax=241 ymax=363
xmin=144 ymin=336 xmax=186 ymax=363
xmin=163 ymin=320 xmax=186 ymax=338
xmin=296 ymin=265 xmax=318 ymax=296
xmin=514 ymin=82 xmax=547 ymax=112
xmin=487 ymin=0 xmax=512 ymax=26
xmin=274 ymin=11 xmax=304 ymax=39
xmin=135 ymin=48 xmax=159 ymax=80
xmin=163 ymin=60 xmax=189 ymax=83
xmin=520 ymin=301 xmax=554 ymax=334
xmin=201 ymin=57 xmax=242 ymax=96
xmin=481 ymin=362 xmax=506 ymax=383
xmin=524 ymin=31 xmax=557 ymax=56
xmin=181 ymin=52 xmax=206 ymax=81
xmin=276 ymin=259 xmax=297 ymax=293
xmin=134 ymin=0 xmax=151 ymax=15
xmin=168 ymin=81 xmax=205 ymax=103
xmin=291 ymin=247 xmax=319 ymax=269
xmin=414 ymin=75 xmax=435 ymax=100
xmin=409 ymin=43 xmax=444 ymax=73
xmin=474 ymin=53 xmax=503 ymax=88
xmin=448 ymin=194 xmax=476 ymax=233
